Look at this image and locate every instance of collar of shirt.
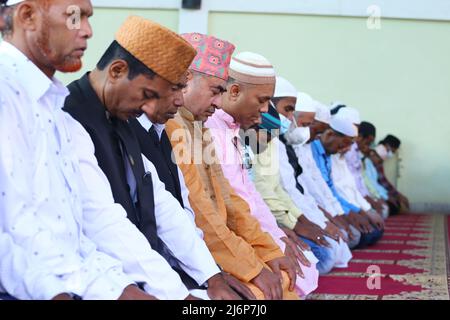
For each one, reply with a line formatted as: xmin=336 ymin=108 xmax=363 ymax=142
xmin=0 ymin=41 xmax=69 ymax=107
xmin=179 ymin=106 xmax=195 ymax=122
xmin=312 ymin=139 xmax=332 ymax=174
xmin=211 ymin=109 xmax=242 ymax=153
xmin=178 ymin=107 xmax=210 ymax=142
xmin=76 ymin=73 xmax=113 ymax=122
xmin=214 ymin=109 xmax=240 ymax=131
xmin=312 ymin=139 xmax=327 ymax=158
xmin=347 ymin=142 xmax=361 ymax=162
xmin=137 ymin=114 xmax=165 ymax=140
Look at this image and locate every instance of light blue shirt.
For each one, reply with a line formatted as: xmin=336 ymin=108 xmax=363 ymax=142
xmin=364 ymin=157 xmax=389 ymax=200
xmin=311 ymin=139 xmax=361 ymax=214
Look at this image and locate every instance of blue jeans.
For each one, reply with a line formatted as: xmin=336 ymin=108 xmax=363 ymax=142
xmin=300 ymin=237 xmax=335 ymax=275
xmin=0 ymin=292 xmax=17 ymax=300
xmin=346 ymin=225 xmax=362 ymax=249
xmin=356 ymin=226 xmax=384 ymax=249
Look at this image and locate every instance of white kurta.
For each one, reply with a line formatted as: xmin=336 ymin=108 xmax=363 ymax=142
xmin=294 ymin=143 xmax=344 ymax=217
xmin=278 ymin=140 xmax=352 ymax=268
xmin=331 ymin=154 xmax=372 ymax=212
xmin=277 ymin=139 xmax=328 ymax=229
xmin=0 ymin=41 xmax=133 ymax=300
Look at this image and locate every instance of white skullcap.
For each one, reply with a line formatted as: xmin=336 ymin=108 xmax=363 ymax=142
xmin=314 ymin=102 xmax=331 ymax=124
xmin=229 ymin=52 xmax=276 ymax=85
xmin=295 ymin=92 xmax=316 ymax=112
xmin=375 ymin=144 xmax=388 ymax=160
xmin=330 ymin=101 xmax=346 ymax=109
xmin=5 ymin=0 xmax=25 ymax=5
xmin=274 ymin=76 xmax=297 ymax=98
xmin=336 ymin=106 xmax=361 ymax=125
xmin=330 ymin=116 xmax=358 ymax=137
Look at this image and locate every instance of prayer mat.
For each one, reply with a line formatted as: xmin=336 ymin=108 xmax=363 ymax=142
xmin=309 ymin=214 xmax=450 ymax=300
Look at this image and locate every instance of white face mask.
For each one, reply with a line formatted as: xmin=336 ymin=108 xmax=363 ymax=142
xmin=386 ymin=150 xmax=394 ymax=159
xmin=285 ymin=126 xmax=311 ymax=146
xmin=279 ymin=112 xmax=311 ymax=146
xmin=279 ymin=113 xmax=292 ymax=135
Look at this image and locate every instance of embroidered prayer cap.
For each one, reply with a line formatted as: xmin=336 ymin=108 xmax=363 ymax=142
xmin=180 ymin=33 xmax=235 ymax=81
xmin=115 ymin=16 xmax=197 ymax=84
xmin=229 ymin=51 xmax=276 ymax=85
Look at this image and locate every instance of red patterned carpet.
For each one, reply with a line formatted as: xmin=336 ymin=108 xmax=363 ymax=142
xmin=309 ymin=214 xmax=450 ymax=299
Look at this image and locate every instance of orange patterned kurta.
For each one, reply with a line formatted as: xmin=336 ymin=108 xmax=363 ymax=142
xmin=165 ymin=108 xmax=298 ymax=300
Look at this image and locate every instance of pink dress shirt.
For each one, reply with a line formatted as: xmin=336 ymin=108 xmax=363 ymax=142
xmin=205 ymin=109 xmax=319 ymax=297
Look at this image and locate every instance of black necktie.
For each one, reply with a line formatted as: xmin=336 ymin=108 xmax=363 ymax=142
xmin=148 ymin=126 xmax=160 ymax=147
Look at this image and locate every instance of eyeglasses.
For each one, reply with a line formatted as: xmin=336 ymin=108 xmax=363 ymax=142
xmin=243 ymin=149 xmax=253 ymax=170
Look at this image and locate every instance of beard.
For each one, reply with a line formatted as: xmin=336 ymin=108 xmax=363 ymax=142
xmin=53 ymin=56 xmax=83 ymax=73
xmin=34 ymin=16 xmax=83 ymax=74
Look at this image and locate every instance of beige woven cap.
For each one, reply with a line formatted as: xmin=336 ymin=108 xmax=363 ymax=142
xmin=115 ymin=16 xmax=197 ymax=84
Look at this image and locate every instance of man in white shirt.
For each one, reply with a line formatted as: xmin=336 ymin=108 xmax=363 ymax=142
xmin=330 ymin=107 xmax=385 ymax=231
xmin=0 ymin=1 xmax=230 ymax=300
xmin=294 ymin=103 xmax=362 ymax=249
xmin=331 ymin=151 xmax=385 ymax=231
xmin=264 ymin=81 xmax=352 ymax=273
xmin=0 ymin=0 xmax=157 ymax=300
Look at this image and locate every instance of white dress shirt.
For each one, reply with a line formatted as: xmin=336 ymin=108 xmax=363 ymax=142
xmin=331 ymin=154 xmax=372 ymax=212
xmin=279 ymin=140 xmax=352 ymax=267
xmin=139 ymin=156 xmax=219 ymax=283
xmin=137 ymin=114 xmax=204 ymax=238
xmin=294 ymin=143 xmax=344 ymax=217
xmin=0 ymin=41 xmax=134 ymax=300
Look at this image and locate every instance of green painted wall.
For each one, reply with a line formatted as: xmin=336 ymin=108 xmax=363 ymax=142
xmin=3 ymin=6 xmax=449 ymax=209
xmin=57 ymin=8 xmax=179 ymax=84
xmin=209 ymin=12 xmax=450 ymax=208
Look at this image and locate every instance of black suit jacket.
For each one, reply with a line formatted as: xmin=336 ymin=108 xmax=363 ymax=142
xmin=63 ymin=73 xmax=205 ymax=290
xmin=63 ymin=73 xmax=159 ymax=251
xmin=129 ymin=119 xmax=184 ymax=207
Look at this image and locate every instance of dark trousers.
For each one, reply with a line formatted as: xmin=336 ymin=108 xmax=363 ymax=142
xmin=355 ymin=227 xmax=384 ymax=249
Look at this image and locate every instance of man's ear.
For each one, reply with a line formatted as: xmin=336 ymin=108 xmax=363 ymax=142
xmin=186 ymin=70 xmax=194 ymax=81
xmin=108 ymin=59 xmax=129 ymax=82
xmin=15 ymin=2 xmax=39 ymax=32
xmin=229 ymin=83 xmax=241 ymax=100
xmin=323 ymin=128 xmax=333 ymax=140
xmin=183 ymin=70 xmax=194 ymax=93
